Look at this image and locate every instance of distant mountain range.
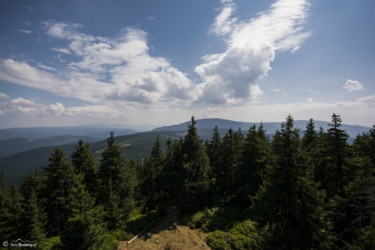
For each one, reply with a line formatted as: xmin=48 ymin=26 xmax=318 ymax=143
xmin=0 ymin=118 xmax=371 ymax=185
xmin=0 ymin=126 xmax=138 ymax=141
xmin=153 ymin=118 xmax=370 ymax=138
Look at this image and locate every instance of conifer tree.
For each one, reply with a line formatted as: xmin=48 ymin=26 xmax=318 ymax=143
xmin=220 ymin=128 xmax=244 ymax=202
xmin=60 ymin=174 xmax=107 ymax=249
xmin=20 ymin=172 xmax=46 ymax=244
xmin=161 ymin=138 xmax=184 ymax=204
xmin=239 ymin=124 xmax=271 ymax=203
xmin=317 ymin=113 xmax=349 ymax=198
xmin=302 ymin=118 xmax=317 ymax=149
xmin=142 ymin=136 xmax=165 ymax=210
xmin=24 ymin=188 xmax=47 ymax=244
xmin=253 ymin=115 xmax=326 ymax=249
xmin=42 ymin=147 xmax=75 ymax=235
xmin=180 ymin=116 xmax=210 ymax=212
xmin=98 ymin=132 xmax=135 ymax=230
xmin=0 ymin=173 xmax=23 ymax=241
xmin=207 ymin=126 xmax=223 ymax=202
xmin=71 ymin=140 xmax=98 ymax=195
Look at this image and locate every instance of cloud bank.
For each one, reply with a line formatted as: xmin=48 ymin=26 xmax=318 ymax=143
xmin=0 ymin=0 xmax=311 ymax=109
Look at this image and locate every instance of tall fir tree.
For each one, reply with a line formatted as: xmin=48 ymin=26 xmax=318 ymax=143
xmin=60 ymin=174 xmax=107 ymax=249
xmin=142 ymin=136 xmax=165 ymax=211
xmin=239 ymin=124 xmax=271 ymax=204
xmin=317 ymin=113 xmax=349 ymax=198
xmin=253 ymin=115 xmax=326 ymax=249
xmin=207 ymin=126 xmax=223 ymax=202
xmin=20 ymin=172 xmax=47 ymax=245
xmin=180 ymin=116 xmax=210 ymax=212
xmin=42 ymin=147 xmax=75 ymax=235
xmin=160 ymin=138 xmax=184 ymax=205
xmin=0 ymin=173 xmax=24 ymax=241
xmin=220 ymin=128 xmax=244 ymax=203
xmin=98 ymin=132 xmax=135 ymax=230
xmin=71 ymin=140 xmax=98 ymax=195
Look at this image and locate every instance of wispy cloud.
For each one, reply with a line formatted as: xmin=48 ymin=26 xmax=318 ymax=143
xmin=51 ymin=47 xmax=71 ymax=54
xmin=0 ymin=92 xmax=9 ymax=99
xmin=343 ymin=79 xmax=363 ymax=92
xmin=196 ymin=0 xmax=311 ymax=104
xmin=17 ymin=29 xmax=32 ymax=34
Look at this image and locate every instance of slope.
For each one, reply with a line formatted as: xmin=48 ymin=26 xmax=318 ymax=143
xmin=119 ymin=208 xmax=210 ymax=250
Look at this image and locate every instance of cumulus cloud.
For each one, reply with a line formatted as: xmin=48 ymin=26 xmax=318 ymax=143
xmin=196 ymin=0 xmax=311 ymax=104
xmin=0 ymin=0 xmax=313 ymax=124
xmin=343 ymin=79 xmax=363 ymax=92
xmin=0 ymin=22 xmax=195 ymax=107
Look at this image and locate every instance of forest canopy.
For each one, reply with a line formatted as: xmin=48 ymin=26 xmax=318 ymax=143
xmin=1 ymin=114 xmax=374 ymax=249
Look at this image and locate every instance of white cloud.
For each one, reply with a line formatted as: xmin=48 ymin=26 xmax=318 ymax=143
xmin=17 ymin=29 xmax=32 ymax=34
xmin=195 ymin=0 xmax=311 ymax=104
xmin=209 ymin=2 xmax=237 ymax=36
xmin=0 ymin=1 xmax=314 ymax=126
xmin=0 ymin=92 xmax=9 ymax=99
xmin=343 ymin=79 xmax=363 ymax=92
xmin=37 ymin=64 xmax=56 ymax=71
xmin=51 ymin=47 xmax=71 ymax=54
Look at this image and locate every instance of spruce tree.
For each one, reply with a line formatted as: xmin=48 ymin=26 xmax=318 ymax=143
xmin=207 ymin=126 xmax=223 ymax=202
xmin=71 ymin=140 xmax=98 ymax=195
xmin=239 ymin=124 xmax=271 ymax=203
xmin=20 ymin=172 xmax=47 ymax=244
xmin=161 ymin=138 xmax=184 ymax=205
xmin=60 ymin=174 xmax=107 ymax=249
xmin=98 ymin=132 xmax=135 ymax=230
xmin=317 ymin=113 xmax=349 ymax=198
xmin=253 ymin=115 xmax=326 ymax=249
xmin=142 ymin=136 xmax=165 ymax=211
xmin=0 ymin=173 xmax=23 ymax=241
xmin=42 ymin=147 xmax=75 ymax=235
xmin=180 ymin=116 xmax=210 ymax=212
xmin=302 ymin=118 xmax=317 ymax=149
xmin=220 ymin=128 xmax=244 ymax=202
xmin=24 ymin=188 xmax=47 ymax=244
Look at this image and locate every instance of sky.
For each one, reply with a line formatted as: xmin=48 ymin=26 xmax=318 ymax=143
xmin=0 ymin=0 xmax=374 ymax=130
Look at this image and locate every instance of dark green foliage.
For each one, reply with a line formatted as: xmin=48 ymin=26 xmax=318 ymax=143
xmin=23 ymin=188 xmax=47 ymax=244
xmin=179 ymin=116 xmax=210 ymax=212
xmin=98 ymin=132 xmax=135 ymax=230
xmin=60 ymin=174 xmax=108 ymax=250
xmin=239 ymin=124 xmax=271 ymax=203
xmin=42 ymin=147 xmax=75 ymax=235
xmin=253 ymin=115 xmax=326 ymax=249
xmin=0 ymin=174 xmax=24 ymax=241
xmin=2 ymin=115 xmax=375 ymax=249
xmin=141 ymin=136 xmax=165 ymax=211
xmin=317 ymin=113 xmax=350 ymax=197
xmin=160 ymin=138 xmax=184 ymax=204
xmin=71 ymin=140 xmax=98 ymax=195
xmin=219 ymin=128 xmax=244 ymax=202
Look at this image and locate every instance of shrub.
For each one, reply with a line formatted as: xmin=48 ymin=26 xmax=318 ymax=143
xmin=206 ymin=230 xmax=231 ymax=250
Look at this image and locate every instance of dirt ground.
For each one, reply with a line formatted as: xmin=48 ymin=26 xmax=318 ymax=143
xmin=118 ymin=208 xmax=210 ymax=250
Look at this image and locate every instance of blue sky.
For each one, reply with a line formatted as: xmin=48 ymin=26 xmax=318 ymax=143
xmin=0 ymin=0 xmax=374 ymax=129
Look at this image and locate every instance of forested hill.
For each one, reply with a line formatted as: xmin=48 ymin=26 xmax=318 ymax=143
xmin=153 ymin=118 xmax=370 ymax=138
xmin=1 ymin=114 xmax=374 ymax=249
xmin=0 ymin=118 xmax=371 ymax=185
